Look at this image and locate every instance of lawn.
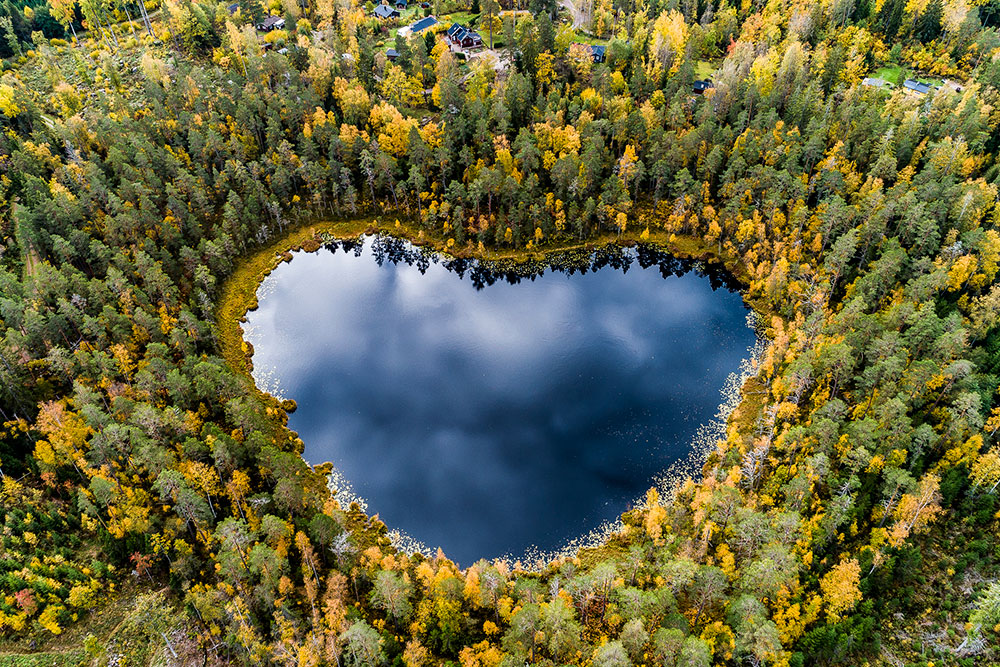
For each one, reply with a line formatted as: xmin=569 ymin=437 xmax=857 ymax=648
xmin=560 ymin=29 xmax=602 ymax=45
xmin=875 ymin=64 xmax=904 ymax=85
xmin=439 ymin=10 xmax=478 ymax=27
xmin=694 ymin=59 xmax=716 ymax=79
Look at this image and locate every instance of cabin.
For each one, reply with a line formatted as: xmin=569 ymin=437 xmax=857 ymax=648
xmin=570 ymin=42 xmax=605 ymax=63
xmin=373 ymin=4 xmax=400 ymax=18
xmin=386 ymin=48 xmax=400 ymax=62
xmin=226 ymin=3 xmax=239 ymax=15
xmin=258 ymin=15 xmax=285 ymax=31
xmin=903 ymin=78 xmax=934 ymax=95
xmin=395 ymin=0 xmax=407 ymax=8
xmin=693 ymin=79 xmax=713 ymax=94
xmin=447 ymin=23 xmax=483 ymax=48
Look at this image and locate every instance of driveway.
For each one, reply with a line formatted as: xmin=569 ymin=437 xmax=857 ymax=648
xmin=559 ymin=0 xmax=585 ymax=29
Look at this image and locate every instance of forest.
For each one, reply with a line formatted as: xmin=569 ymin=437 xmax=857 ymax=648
xmin=0 ymin=0 xmax=999 ymax=663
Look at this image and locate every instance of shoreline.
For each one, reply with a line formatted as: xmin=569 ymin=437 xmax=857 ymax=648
xmin=214 ymin=214 xmax=760 ymax=384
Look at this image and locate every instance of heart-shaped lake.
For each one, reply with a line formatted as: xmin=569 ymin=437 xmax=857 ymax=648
xmin=244 ymin=236 xmax=757 ymax=566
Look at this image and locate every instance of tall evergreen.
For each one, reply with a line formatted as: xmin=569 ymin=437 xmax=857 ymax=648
xmin=916 ymin=0 xmax=943 ymax=42
xmin=877 ymin=0 xmax=904 ymax=39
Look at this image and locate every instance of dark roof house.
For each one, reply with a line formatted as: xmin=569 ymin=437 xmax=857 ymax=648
xmin=903 ymin=78 xmax=933 ymax=95
xmin=408 ymin=15 xmax=438 ymax=33
xmin=258 ymin=15 xmax=285 ymax=30
xmin=226 ymin=3 xmax=239 ymax=14
xmin=570 ymin=42 xmax=605 ymax=63
xmin=448 ymin=23 xmax=482 ymax=48
xmin=386 ymin=48 xmax=400 ymax=61
xmin=693 ymin=79 xmax=714 ymax=94
xmin=373 ymin=4 xmax=400 ymax=18
xmin=395 ymin=0 xmax=407 ymax=7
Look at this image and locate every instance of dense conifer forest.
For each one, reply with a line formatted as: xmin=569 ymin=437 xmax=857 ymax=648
xmin=1 ymin=0 xmax=1000 ymax=663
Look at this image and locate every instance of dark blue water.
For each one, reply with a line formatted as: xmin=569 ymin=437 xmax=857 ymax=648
xmin=245 ymin=236 xmax=755 ymax=565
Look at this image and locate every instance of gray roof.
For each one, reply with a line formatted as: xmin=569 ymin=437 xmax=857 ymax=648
xmin=259 ymin=15 xmax=284 ymax=29
xmin=862 ymin=77 xmax=891 ymax=88
xmin=903 ymin=78 xmax=933 ymax=94
xmin=374 ymin=4 xmax=398 ymax=17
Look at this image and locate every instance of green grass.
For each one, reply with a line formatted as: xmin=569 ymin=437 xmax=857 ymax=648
xmin=439 ymin=10 xmax=478 ymax=26
xmin=875 ymin=64 xmax=903 ymax=85
xmin=0 ymin=651 xmax=88 ymax=666
xmin=694 ymin=59 xmax=716 ymax=79
xmin=560 ymin=29 xmax=601 ymax=45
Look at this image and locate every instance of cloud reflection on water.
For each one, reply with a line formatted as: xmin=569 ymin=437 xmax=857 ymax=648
xmin=245 ymin=239 xmax=755 ymax=566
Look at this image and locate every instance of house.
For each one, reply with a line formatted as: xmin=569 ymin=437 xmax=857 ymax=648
xmin=399 ymin=15 xmax=437 ymax=35
xmin=570 ymin=42 xmax=605 ymax=63
xmin=903 ymin=78 xmax=934 ymax=95
xmin=258 ymin=15 xmax=285 ymax=31
xmin=861 ymin=77 xmax=892 ymax=89
xmin=420 ymin=1 xmax=430 ymax=7
xmin=373 ymin=4 xmax=400 ymax=18
xmin=394 ymin=0 xmax=407 ymax=8
xmin=447 ymin=23 xmax=483 ymax=48
xmin=277 ymin=47 xmax=288 ymax=54
xmin=226 ymin=3 xmax=239 ymax=15
xmin=693 ymin=79 xmax=713 ymax=94
xmin=386 ymin=47 xmax=400 ymax=62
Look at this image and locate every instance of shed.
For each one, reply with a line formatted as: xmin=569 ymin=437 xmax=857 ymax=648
xmin=386 ymin=48 xmax=400 ymax=61
xmin=693 ymin=79 xmax=714 ymax=94
xmin=861 ymin=77 xmax=891 ymax=89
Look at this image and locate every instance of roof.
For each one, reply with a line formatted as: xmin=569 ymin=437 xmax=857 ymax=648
xmin=903 ymin=78 xmax=933 ymax=94
xmin=570 ymin=42 xmax=605 ymax=59
xmin=373 ymin=4 xmax=398 ymax=17
xmin=693 ymin=79 xmax=713 ymax=90
xmin=862 ymin=77 xmax=891 ymax=88
xmin=410 ymin=15 xmax=438 ymax=32
xmin=226 ymin=3 xmax=238 ymax=14
xmin=395 ymin=0 xmax=407 ymax=5
xmin=386 ymin=48 xmax=399 ymax=57
xmin=260 ymin=15 xmax=284 ymax=29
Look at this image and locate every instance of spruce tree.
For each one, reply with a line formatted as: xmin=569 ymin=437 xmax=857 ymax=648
xmin=877 ymin=0 xmax=904 ymax=39
xmin=916 ymin=0 xmax=943 ymax=43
